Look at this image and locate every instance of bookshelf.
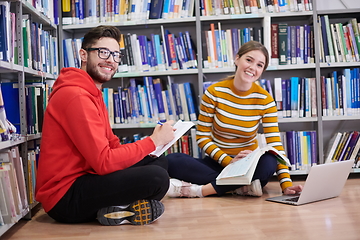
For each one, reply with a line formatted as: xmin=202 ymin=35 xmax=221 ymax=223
xmin=58 ymin=0 xmax=360 ymax=170
xmin=0 ymin=0 xmax=58 ymax=237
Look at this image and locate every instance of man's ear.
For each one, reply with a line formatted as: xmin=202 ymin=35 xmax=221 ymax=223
xmin=79 ymin=48 xmax=87 ymax=62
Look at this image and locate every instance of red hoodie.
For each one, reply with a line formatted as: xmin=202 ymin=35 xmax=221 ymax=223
xmin=35 ymin=68 xmax=156 ymax=212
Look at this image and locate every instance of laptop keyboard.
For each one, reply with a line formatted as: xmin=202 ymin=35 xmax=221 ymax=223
xmin=284 ymin=196 xmax=300 ymax=202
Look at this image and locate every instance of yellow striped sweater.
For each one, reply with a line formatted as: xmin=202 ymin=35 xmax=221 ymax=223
xmin=196 ymin=79 xmax=292 ymax=191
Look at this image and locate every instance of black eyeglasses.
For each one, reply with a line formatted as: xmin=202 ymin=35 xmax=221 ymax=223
xmin=85 ymin=47 xmax=123 ymax=63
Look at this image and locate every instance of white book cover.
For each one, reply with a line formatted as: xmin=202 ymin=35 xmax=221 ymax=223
xmin=150 ymin=120 xmax=194 ymax=157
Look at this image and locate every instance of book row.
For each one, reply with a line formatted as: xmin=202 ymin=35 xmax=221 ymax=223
xmin=22 ymin=14 xmax=59 ymax=75
xmin=318 ymin=16 xmax=360 ymax=64
xmin=64 ymin=29 xmax=198 ymax=73
xmin=320 ymin=68 xmax=360 ymax=117
xmin=61 ymin=0 xmax=195 ymax=25
xmin=0 ymin=147 xmax=30 ymax=225
xmin=0 ymin=1 xmax=58 ymax=71
xmin=61 ymin=0 xmax=313 ymax=26
xmin=204 ymin=23 xmax=263 ymax=69
xmin=24 ymin=0 xmax=58 ymax=24
xmin=119 ymin=127 xmax=201 ymax=158
xmin=0 ymin=81 xmax=53 ymax=138
xmin=103 ymin=77 xmax=197 ymax=125
xmin=259 ymin=130 xmax=317 ymax=171
xmin=254 ymin=77 xmax=317 ymax=119
xmin=270 ymin=23 xmax=315 ymax=66
xmin=325 ymin=131 xmax=360 ymax=168
xmin=201 ymin=0 xmax=313 ymax=17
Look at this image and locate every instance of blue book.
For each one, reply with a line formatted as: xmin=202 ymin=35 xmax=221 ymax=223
xmin=122 ymin=88 xmax=131 ymax=123
xmin=296 ymin=26 xmax=301 ymax=64
xmin=117 ymin=86 xmax=125 ymax=123
xmin=1 ymin=82 xmax=20 ymax=133
xmin=290 ymin=77 xmax=300 ymax=118
xmin=152 ymin=34 xmax=166 ymax=71
xmin=178 ymin=32 xmax=189 ymax=68
xmin=231 ymin=28 xmax=239 ymax=58
xmin=164 ymin=90 xmax=174 ymax=120
xmin=286 ymin=25 xmax=291 ymax=64
xmin=172 ymin=83 xmax=184 ymax=120
xmin=304 ymin=78 xmax=310 ymax=117
xmin=286 ymin=131 xmax=296 ymax=170
xmin=304 ymin=24 xmax=309 ymax=64
xmin=103 ymin=88 xmax=109 ymax=112
xmin=138 ymin=35 xmax=150 ymax=72
xmin=184 ymin=31 xmax=197 ymax=68
xmin=290 ymin=26 xmax=296 ymax=64
xmin=298 ymin=77 xmax=305 ymax=118
xmin=153 ymin=78 xmax=166 ymax=122
xmin=147 ymin=39 xmax=157 ymax=71
xmin=149 ymin=0 xmax=164 ymax=19
xmin=310 ymin=131 xmax=317 ymax=166
xmin=320 ymin=16 xmax=330 ymax=63
xmin=162 ymin=0 xmax=171 ymax=18
xmin=183 ymin=82 xmax=197 ymax=121
xmin=0 ymin=5 xmax=8 ymax=61
xmin=129 ymin=79 xmax=141 ymax=123
xmin=285 ymin=79 xmax=291 ymax=118
xmin=243 ymin=27 xmax=250 ymax=43
xmin=113 ymin=91 xmax=121 ymax=124
xmin=78 ymin=0 xmax=84 ymax=23
xmin=144 ymin=76 xmax=159 ymax=122
xmin=281 ymin=79 xmax=288 ymax=118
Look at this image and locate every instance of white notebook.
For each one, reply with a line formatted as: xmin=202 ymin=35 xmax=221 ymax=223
xmin=150 ymin=120 xmax=195 ymax=157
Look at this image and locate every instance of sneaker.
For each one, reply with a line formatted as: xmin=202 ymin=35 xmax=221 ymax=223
xmin=234 ymin=179 xmax=262 ymax=197
xmin=97 ymin=199 xmax=164 ymax=226
xmin=166 ymin=178 xmax=203 ymax=198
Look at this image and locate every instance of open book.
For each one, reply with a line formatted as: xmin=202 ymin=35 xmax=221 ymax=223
xmin=150 ymin=120 xmax=195 ymax=157
xmin=216 ymin=146 xmax=291 ymax=185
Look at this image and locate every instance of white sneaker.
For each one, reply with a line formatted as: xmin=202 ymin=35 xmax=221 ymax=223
xmin=166 ymin=179 xmax=203 ymax=198
xmin=234 ymin=179 xmax=262 ymax=197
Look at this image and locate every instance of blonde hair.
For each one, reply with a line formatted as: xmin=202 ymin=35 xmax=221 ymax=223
xmin=222 ymin=41 xmax=269 ymax=81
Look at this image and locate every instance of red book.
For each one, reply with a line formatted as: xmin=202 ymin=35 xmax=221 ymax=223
xmin=271 ymin=23 xmax=279 ymax=65
xmin=181 ymin=135 xmax=189 ymax=155
xmin=167 ymin=34 xmax=179 ymax=70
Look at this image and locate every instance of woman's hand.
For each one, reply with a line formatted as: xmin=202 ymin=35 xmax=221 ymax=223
xmin=230 ymin=150 xmax=253 ymax=164
xmin=283 ymin=185 xmax=303 ymax=195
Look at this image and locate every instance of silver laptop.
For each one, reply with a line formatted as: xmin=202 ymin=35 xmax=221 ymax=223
xmin=266 ymin=159 xmax=353 ymax=205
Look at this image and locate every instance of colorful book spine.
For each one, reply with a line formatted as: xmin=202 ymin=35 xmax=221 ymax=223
xmin=153 ymin=78 xmax=166 ymax=122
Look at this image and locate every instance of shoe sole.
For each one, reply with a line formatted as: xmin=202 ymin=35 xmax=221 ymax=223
xmin=97 ymin=199 xmax=164 ymax=226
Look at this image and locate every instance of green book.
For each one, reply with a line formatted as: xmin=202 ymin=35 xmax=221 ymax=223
xmin=278 ymin=23 xmax=288 ymax=65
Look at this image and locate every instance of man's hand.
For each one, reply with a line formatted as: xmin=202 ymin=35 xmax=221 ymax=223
xmin=150 ymin=120 xmax=175 ymax=147
xmin=230 ymin=150 xmax=253 ymax=164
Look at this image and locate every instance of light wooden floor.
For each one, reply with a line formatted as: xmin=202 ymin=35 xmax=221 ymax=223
xmin=1 ymin=178 xmax=360 ymax=240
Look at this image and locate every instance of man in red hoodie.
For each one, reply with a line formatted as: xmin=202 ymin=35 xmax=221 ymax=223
xmin=35 ymin=25 xmax=175 ymax=226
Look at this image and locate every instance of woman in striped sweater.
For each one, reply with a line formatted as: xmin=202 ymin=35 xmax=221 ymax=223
xmin=166 ymin=41 xmax=303 ymax=198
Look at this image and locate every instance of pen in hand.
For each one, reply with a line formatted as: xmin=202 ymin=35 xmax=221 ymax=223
xmin=157 ymin=121 xmax=163 ymax=126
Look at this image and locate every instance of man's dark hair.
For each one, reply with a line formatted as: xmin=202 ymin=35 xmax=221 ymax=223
xmin=81 ymin=25 xmax=121 ymax=49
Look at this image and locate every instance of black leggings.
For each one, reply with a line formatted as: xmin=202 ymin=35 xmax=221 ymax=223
xmin=47 ymin=155 xmax=169 ymax=223
xmin=167 ymin=152 xmax=278 ymax=196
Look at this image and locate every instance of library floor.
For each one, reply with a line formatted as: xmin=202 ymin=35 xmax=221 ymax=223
xmin=1 ymin=178 xmax=360 ymax=240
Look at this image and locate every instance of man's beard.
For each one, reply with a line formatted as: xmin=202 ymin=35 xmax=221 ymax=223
xmin=86 ymin=61 xmax=116 ymax=83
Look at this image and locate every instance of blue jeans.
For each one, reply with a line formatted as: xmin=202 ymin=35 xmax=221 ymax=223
xmin=167 ymin=152 xmax=278 ymax=196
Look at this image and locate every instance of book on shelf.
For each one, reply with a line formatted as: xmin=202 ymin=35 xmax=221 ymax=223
xmin=216 ymin=145 xmax=291 ymax=185
xmin=150 ymin=120 xmax=194 ymax=157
